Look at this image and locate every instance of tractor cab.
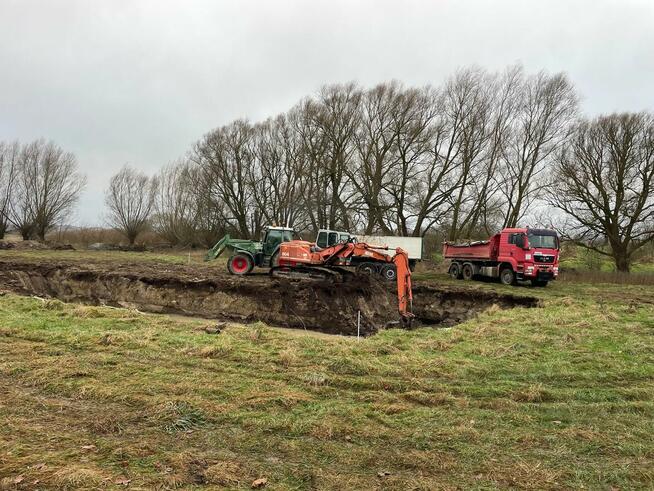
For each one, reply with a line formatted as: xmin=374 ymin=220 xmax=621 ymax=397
xmin=261 ymin=226 xmax=297 ymax=257
xmin=315 ymin=229 xmax=353 ymax=248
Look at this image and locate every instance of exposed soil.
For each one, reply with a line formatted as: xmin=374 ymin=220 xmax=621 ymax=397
xmin=0 ymin=257 xmax=539 ymax=335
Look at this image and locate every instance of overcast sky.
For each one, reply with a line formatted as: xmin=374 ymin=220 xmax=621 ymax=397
xmin=1 ymin=0 xmax=653 ymax=225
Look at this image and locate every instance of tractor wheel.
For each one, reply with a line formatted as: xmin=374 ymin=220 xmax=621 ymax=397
xmin=227 ymin=253 xmax=253 ymax=275
xmin=462 ymin=263 xmax=474 ymax=281
xmin=356 ymin=262 xmax=378 ymax=275
xmin=448 ymin=262 xmax=461 ymax=280
xmin=500 ymin=267 xmax=515 ymax=286
xmin=380 ymin=264 xmax=397 ymax=281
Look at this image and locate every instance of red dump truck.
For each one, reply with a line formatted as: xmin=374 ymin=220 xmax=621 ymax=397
xmin=443 ymin=228 xmax=560 ymax=287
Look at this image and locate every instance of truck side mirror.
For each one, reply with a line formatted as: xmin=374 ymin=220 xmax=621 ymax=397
xmin=521 ymin=235 xmax=529 ymax=250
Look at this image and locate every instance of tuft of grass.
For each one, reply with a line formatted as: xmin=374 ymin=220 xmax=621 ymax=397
xmin=156 ymin=401 xmax=208 ymax=433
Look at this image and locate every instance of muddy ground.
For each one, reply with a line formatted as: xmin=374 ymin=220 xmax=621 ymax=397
xmin=0 ymin=257 xmax=538 ymax=335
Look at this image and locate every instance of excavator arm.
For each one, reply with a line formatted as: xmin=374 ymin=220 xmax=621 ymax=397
xmin=392 ymin=248 xmax=414 ymax=326
xmin=340 ymin=242 xmax=415 ymax=325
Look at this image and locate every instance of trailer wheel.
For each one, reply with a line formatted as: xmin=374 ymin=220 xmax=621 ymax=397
xmin=228 ymin=253 xmax=253 ymax=275
xmin=356 ymin=262 xmax=379 ymax=275
xmin=500 ymin=268 xmax=515 ymax=285
xmin=462 ymin=263 xmax=474 ymax=280
xmin=448 ymin=262 xmax=461 ymax=280
xmin=380 ymin=264 xmax=397 ymax=281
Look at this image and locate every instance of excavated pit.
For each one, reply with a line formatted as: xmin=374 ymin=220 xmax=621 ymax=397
xmin=0 ymin=257 xmax=539 ymax=335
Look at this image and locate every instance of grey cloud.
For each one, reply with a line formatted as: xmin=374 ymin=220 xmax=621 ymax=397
xmin=1 ymin=0 xmax=653 ymax=224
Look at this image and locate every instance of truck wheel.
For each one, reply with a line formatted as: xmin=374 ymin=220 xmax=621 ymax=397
xmin=462 ymin=263 xmax=474 ymax=280
xmin=500 ymin=268 xmax=515 ymax=285
xmin=448 ymin=263 xmax=461 ymax=280
xmin=227 ymin=253 xmax=253 ymax=275
xmin=380 ymin=264 xmax=397 ymax=281
xmin=356 ymin=262 xmax=378 ymax=275
xmin=531 ymin=279 xmax=548 ymax=287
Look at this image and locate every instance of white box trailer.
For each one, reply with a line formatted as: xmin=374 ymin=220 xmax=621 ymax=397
xmin=356 ymin=235 xmax=423 ymax=266
xmin=314 ymin=229 xmax=423 ymax=269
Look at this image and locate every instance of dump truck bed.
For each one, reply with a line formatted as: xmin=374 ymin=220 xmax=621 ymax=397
xmin=442 ymin=234 xmax=500 ymax=261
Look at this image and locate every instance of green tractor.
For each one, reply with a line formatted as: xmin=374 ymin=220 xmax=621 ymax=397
xmin=205 ymin=226 xmax=298 ymax=274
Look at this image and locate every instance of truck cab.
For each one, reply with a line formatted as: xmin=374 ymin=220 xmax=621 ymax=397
xmin=497 ymin=228 xmax=560 ymax=285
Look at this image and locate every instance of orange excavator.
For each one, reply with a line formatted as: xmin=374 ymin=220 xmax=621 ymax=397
xmin=273 ymin=239 xmax=415 ymax=326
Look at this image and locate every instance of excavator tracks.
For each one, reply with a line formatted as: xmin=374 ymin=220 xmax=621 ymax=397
xmin=270 ymin=265 xmax=354 ymax=282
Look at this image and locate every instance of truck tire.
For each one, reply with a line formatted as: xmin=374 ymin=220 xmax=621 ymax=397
xmin=462 ymin=263 xmax=474 ymax=280
xmin=228 ymin=253 xmax=254 ymax=275
xmin=380 ymin=264 xmax=397 ymax=281
xmin=448 ymin=262 xmax=461 ymax=280
xmin=500 ymin=268 xmax=515 ymax=286
xmin=531 ymin=279 xmax=548 ymax=287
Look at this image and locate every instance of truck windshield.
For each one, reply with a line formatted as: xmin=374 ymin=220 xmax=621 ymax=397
xmin=528 ymin=234 xmax=558 ymax=249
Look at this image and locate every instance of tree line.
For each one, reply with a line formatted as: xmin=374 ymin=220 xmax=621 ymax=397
xmin=1 ymin=65 xmax=653 ymax=271
xmin=144 ymin=65 xmax=581 ymax=246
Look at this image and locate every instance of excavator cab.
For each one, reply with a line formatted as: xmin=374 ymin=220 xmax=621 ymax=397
xmin=315 ymin=229 xmax=353 ymax=248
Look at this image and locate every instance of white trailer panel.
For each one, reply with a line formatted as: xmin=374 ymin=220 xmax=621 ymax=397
xmin=356 ymin=235 xmax=423 ymax=260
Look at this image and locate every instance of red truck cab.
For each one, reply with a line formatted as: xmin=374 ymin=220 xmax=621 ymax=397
xmin=443 ymin=228 xmax=560 ymax=286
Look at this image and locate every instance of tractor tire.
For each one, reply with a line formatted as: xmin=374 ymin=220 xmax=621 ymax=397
xmin=356 ymin=262 xmax=379 ymax=275
xmin=531 ymin=279 xmax=548 ymax=287
xmin=448 ymin=262 xmax=461 ymax=280
xmin=462 ymin=263 xmax=474 ymax=281
xmin=380 ymin=264 xmax=397 ymax=281
xmin=500 ymin=267 xmax=515 ymax=286
xmin=227 ymin=253 xmax=254 ymax=275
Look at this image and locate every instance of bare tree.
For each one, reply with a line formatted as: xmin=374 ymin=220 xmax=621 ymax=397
xmin=249 ymin=114 xmax=308 ymax=230
xmin=8 ymin=140 xmax=86 ymax=241
xmin=0 ymin=141 xmax=19 ymax=238
xmin=298 ymin=84 xmax=362 ymax=232
xmin=385 ymin=87 xmax=439 ymax=236
xmin=498 ymin=68 xmax=578 ymax=227
xmin=154 ymin=160 xmax=201 ymax=245
xmin=191 ymin=120 xmax=259 ymax=238
xmin=105 ymin=165 xmax=158 ymax=245
xmin=349 ymin=82 xmax=403 ymax=234
xmin=547 ymin=113 xmax=654 ymax=272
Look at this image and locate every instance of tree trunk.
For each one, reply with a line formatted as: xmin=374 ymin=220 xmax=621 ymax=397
xmin=614 ymin=252 xmax=630 ymax=273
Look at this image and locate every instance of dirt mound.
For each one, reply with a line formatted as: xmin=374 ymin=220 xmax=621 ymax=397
xmin=0 ymin=240 xmax=50 ymax=250
xmin=0 ymin=257 xmax=539 ymax=335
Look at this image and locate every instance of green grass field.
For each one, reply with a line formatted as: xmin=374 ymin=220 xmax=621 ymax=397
xmin=1 ymin=273 xmax=653 ymax=489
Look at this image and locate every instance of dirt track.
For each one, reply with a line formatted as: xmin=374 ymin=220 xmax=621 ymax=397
xmin=0 ymin=257 xmax=539 ymax=335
